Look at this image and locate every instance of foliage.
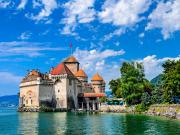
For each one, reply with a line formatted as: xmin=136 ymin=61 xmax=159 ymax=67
xmin=141 ymin=92 xmax=151 ymax=107
xmin=100 ymin=97 xmax=107 ymax=103
xmin=135 ymin=104 xmax=147 ymax=112
xmin=151 ymin=88 xmax=163 ymax=104
xmin=108 ymin=59 xmax=180 ymax=112
xmin=120 ymin=62 xmax=153 ymax=105
xmin=162 ymin=60 xmax=180 ymax=103
xmin=151 ymin=76 xmax=164 ymax=104
xmin=40 ymin=105 xmax=53 ymax=112
xmin=109 ymin=78 xmax=122 ymax=98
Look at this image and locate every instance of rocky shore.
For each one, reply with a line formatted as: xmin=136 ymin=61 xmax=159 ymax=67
xmin=147 ymin=104 xmax=180 ymax=119
xmin=100 ymin=104 xmax=180 ymax=120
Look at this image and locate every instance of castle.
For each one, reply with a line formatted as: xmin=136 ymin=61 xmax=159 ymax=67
xmin=19 ymin=56 xmax=106 ymax=111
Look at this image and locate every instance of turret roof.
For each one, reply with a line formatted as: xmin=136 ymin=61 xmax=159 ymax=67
xmin=75 ymin=69 xmax=87 ymax=78
xmin=64 ymin=56 xmax=79 ymax=63
xmin=91 ymin=73 xmax=104 ymax=81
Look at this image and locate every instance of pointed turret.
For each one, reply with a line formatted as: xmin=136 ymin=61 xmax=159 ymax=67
xmin=91 ymin=73 xmax=105 ymax=93
xmin=75 ymin=69 xmax=88 ymax=83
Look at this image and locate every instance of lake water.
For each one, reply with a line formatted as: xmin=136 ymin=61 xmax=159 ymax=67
xmin=0 ymin=107 xmax=180 ymax=135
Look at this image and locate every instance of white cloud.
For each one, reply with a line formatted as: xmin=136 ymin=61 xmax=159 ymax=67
xmin=139 ymin=32 xmax=144 ymax=38
xmin=32 ymin=0 xmax=41 ymax=8
xmin=103 ymin=28 xmax=125 ymax=41
xmin=0 ymin=41 xmax=66 ymax=57
xmin=115 ymin=42 xmax=120 ymax=46
xmin=0 ymin=0 xmax=12 ymax=8
xmin=17 ymin=0 xmax=28 ymax=9
xmin=98 ymin=0 xmax=151 ymax=27
xmin=61 ymin=0 xmax=95 ymax=35
xmin=95 ymin=60 xmax=105 ymax=71
xmin=0 ymin=72 xmax=22 ymax=84
xmin=26 ymin=0 xmax=57 ymax=21
xmin=73 ymin=48 xmax=124 ymax=90
xmin=73 ymin=48 xmax=124 ymax=72
xmin=138 ymin=55 xmax=180 ymax=80
xmin=146 ymin=0 xmax=180 ymax=39
xmin=18 ymin=32 xmax=32 ymax=40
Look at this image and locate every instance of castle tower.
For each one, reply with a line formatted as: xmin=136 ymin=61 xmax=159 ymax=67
xmin=64 ymin=56 xmax=79 ymax=75
xmin=74 ymin=69 xmax=88 ymax=83
xmin=91 ymin=73 xmax=105 ymax=93
xmin=50 ymin=62 xmax=78 ymax=110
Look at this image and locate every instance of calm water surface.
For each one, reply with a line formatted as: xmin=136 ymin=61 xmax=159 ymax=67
xmin=0 ymin=107 xmax=180 ymax=135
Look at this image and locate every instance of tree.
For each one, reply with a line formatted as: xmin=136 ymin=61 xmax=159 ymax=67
xmin=151 ymin=74 xmax=164 ymax=104
xmin=162 ymin=60 xmax=180 ymax=103
xmin=120 ymin=62 xmax=153 ymax=105
xmin=109 ymin=78 xmax=122 ymax=98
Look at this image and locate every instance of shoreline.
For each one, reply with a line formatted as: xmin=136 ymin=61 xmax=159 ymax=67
xmin=16 ymin=104 xmax=180 ymax=120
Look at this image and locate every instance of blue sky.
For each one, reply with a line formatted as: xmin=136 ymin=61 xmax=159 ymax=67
xmin=0 ymin=0 xmax=179 ymax=96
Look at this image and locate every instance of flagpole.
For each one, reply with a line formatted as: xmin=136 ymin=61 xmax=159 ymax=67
xmin=70 ymin=42 xmax=73 ymax=56
xmin=71 ymin=45 xmax=72 ymax=56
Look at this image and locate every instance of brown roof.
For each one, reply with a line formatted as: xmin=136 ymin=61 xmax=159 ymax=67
xmin=75 ymin=69 xmax=87 ymax=78
xmin=78 ymin=93 xmax=106 ymax=97
xmin=64 ymin=56 xmax=79 ymax=63
xmin=91 ymin=73 xmax=104 ymax=81
xmin=21 ymin=70 xmax=42 ymax=83
xmin=50 ymin=62 xmax=74 ymax=76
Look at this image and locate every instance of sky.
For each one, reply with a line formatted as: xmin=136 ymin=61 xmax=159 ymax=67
xmin=0 ymin=0 xmax=179 ymax=96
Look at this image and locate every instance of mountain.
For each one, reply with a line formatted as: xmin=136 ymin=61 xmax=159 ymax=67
xmin=0 ymin=95 xmax=18 ymax=107
xmin=151 ymin=74 xmax=163 ymax=86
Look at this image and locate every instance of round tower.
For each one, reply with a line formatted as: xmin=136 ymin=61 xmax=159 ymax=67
xmin=74 ymin=69 xmax=88 ymax=83
xmin=91 ymin=73 xmax=105 ymax=93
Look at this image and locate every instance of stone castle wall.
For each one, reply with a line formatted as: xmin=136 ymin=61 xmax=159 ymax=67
xmin=19 ymin=80 xmax=40 ymax=107
xmin=54 ymin=77 xmax=68 ymax=109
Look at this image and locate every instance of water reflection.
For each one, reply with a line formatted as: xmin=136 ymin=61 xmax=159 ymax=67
xmin=16 ymin=112 xmax=180 ymax=135
xmin=18 ymin=112 xmax=39 ymax=135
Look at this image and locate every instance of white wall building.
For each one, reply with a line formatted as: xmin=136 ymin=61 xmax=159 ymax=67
xmin=19 ymin=56 xmax=106 ymax=111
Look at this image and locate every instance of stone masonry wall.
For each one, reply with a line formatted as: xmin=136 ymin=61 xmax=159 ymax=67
xmin=147 ymin=104 xmax=180 ymax=119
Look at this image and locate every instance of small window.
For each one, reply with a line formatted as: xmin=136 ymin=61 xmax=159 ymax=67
xmin=58 ymin=90 xmax=60 ymax=93
xmin=26 ymin=100 xmax=28 ymax=104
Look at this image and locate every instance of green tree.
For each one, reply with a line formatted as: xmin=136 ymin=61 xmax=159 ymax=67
xmin=162 ymin=60 xmax=180 ymax=103
xmin=109 ymin=78 xmax=122 ymax=98
xmin=120 ymin=62 xmax=152 ymax=105
xmin=151 ymin=74 xmax=164 ymax=104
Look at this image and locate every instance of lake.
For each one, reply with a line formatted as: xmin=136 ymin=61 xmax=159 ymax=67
xmin=0 ymin=107 xmax=180 ymax=135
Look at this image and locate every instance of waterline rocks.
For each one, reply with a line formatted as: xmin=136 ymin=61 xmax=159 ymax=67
xmin=100 ymin=105 xmax=126 ymax=113
xmin=147 ymin=104 xmax=180 ymax=119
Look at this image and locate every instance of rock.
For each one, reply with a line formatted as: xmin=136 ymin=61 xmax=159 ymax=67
xmin=147 ymin=104 xmax=180 ymax=119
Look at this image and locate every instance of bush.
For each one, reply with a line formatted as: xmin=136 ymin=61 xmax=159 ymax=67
xmin=135 ymin=104 xmax=147 ymax=112
xmin=100 ymin=97 xmax=107 ymax=103
xmin=40 ymin=105 xmax=53 ymax=112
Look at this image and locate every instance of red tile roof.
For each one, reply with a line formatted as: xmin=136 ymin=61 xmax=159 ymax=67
xmin=79 ymin=93 xmax=106 ymax=97
xmin=50 ymin=62 xmax=74 ymax=76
